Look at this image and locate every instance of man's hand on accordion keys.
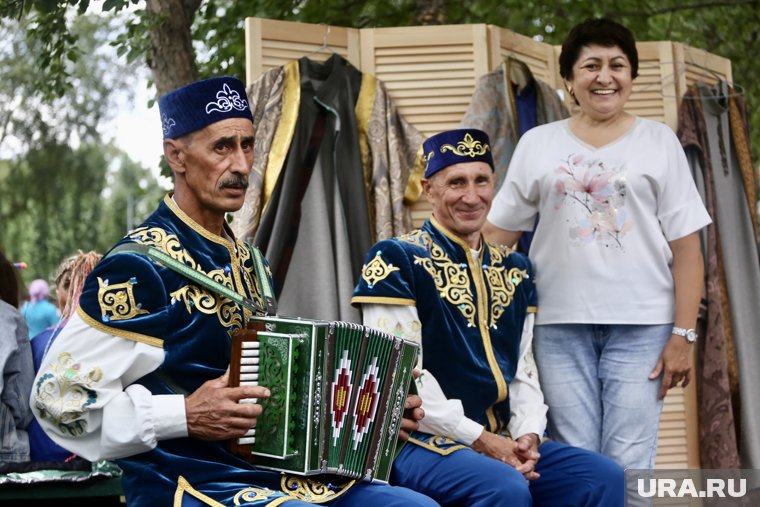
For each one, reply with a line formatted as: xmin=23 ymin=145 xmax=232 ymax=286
xmin=185 ymin=369 xmax=271 ymax=441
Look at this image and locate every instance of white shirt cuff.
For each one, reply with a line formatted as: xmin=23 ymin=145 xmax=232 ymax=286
xmin=153 ymin=394 xmax=188 ymax=440
xmin=453 ymin=418 xmax=485 ymax=446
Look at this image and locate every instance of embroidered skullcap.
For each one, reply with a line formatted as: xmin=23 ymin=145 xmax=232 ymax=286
xmin=158 ymin=76 xmax=254 ymax=139
xmin=422 ymin=128 xmax=494 ymax=178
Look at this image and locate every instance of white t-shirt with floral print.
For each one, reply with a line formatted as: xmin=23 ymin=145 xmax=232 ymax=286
xmin=488 ymin=117 xmax=711 ymax=325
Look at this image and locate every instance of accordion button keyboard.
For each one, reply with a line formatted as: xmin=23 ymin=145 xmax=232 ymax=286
xmin=239 ymin=340 xmax=260 ymax=411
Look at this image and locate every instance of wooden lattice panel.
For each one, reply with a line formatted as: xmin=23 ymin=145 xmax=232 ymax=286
xmin=360 ymin=24 xmax=491 ymax=137
xmin=244 ymin=18 xmax=360 ymax=84
xmin=493 ymin=26 xmax=560 ymax=88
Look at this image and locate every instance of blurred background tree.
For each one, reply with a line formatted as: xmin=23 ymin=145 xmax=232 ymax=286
xmin=0 ymin=13 xmax=165 ymax=286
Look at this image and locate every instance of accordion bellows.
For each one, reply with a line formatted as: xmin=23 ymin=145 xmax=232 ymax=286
xmin=229 ymin=316 xmax=419 ymax=483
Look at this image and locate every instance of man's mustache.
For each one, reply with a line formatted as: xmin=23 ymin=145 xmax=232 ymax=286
xmin=219 ymin=176 xmax=249 ymax=190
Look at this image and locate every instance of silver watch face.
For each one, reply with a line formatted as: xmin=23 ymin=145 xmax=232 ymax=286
xmin=686 ymin=329 xmax=697 ymax=343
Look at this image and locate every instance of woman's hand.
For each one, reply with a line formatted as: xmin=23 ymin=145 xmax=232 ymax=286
xmin=650 ymin=335 xmax=692 ymax=400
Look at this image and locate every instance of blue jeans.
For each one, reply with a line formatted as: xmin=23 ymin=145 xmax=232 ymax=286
xmin=533 ymin=324 xmax=672 ymax=470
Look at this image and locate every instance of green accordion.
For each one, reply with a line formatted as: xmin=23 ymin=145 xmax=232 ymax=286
xmin=229 ymin=315 xmax=420 ymax=483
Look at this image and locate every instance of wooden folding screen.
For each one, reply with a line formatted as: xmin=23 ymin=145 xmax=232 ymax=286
xmin=245 ymin=17 xmax=734 ymax=469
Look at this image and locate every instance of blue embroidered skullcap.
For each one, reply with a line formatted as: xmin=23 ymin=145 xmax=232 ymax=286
xmin=158 ymin=76 xmax=254 ymax=139
xmin=423 ymin=128 xmax=494 ymax=178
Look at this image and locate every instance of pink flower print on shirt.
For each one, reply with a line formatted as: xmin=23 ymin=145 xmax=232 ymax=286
xmin=553 ymin=153 xmax=632 ymax=249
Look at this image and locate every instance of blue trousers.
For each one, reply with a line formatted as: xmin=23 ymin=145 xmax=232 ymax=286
xmin=178 ymin=477 xmax=440 ymax=507
xmin=391 ymin=439 xmax=624 ymax=507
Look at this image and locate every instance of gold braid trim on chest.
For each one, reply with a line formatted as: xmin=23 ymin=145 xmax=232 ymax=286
xmin=405 ymin=232 xmax=477 ymax=327
xmin=114 ymin=227 xmax=259 ymax=330
xmin=400 ymin=234 xmax=527 ymax=328
xmin=484 ymin=244 xmax=527 ymax=329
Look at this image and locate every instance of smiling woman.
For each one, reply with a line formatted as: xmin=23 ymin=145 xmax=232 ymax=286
xmin=484 ymin=17 xmax=712 ymax=479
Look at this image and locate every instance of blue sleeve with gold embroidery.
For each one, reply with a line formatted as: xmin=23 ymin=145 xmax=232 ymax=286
xmin=76 ymin=248 xmax=173 ymax=346
xmin=351 ymin=239 xmax=420 ymax=306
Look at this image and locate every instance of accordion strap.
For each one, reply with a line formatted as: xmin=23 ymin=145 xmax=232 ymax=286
xmin=245 ymin=243 xmax=277 ymax=315
xmin=107 ymin=242 xmax=267 ymax=315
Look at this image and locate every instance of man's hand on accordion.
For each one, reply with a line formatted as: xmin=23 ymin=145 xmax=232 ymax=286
xmin=185 ymin=370 xmax=271 ymax=441
xmin=399 ymin=370 xmax=425 ymax=440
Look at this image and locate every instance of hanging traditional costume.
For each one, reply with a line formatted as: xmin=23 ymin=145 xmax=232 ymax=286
xmin=461 ymin=57 xmax=569 ymax=187
xmin=233 ymin=54 xmax=424 ymax=322
xmin=462 ymin=57 xmax=570 ymax=254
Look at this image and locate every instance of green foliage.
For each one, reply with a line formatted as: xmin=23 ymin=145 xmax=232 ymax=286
xmin=0 ymin=8 xmax=159 ymax=285
xmin=0 ymin=142 xmax=165 ymax=285
xmin=0 ymin=15 xmax=139 ymax=153
xmin=1 ymin=141 xmax=105 ymax=282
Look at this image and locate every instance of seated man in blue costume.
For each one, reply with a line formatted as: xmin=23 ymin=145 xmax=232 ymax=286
xmin=30 ymin=76 xmax=437 ymax=507
xmin=352 ymin=128 xmax=625 ymax=506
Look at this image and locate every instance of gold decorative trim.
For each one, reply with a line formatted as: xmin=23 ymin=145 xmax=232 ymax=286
xmin=234 ymin=486 xmax=281 ymax=505
xmin=164 ymin=194 xmax=236 ymax=248
xmin=122 ymin=223 xmax=261 ymax=331
xmin=356 ymin=73 xmax=378 ymax=240
xmin=398 ymin=229 xmax=432 ymax=250
xmin=405 ymin=144 xmax=426 ymax=203
xmin=486 ymin=406 xmax=498 ymax=433
xmin=440 ymin=132 xmax=490 ymax=158
xmin=97 ymin=276 xmax=149 ymax=322
xmin=414 ymin=247 xmax=476 ymax=327
xmin=263 ymin=61 xmax=301 ymax=211
xmin=469 ymin=247 xmax=508 ymax=406
xmin=351 ymin=295 xmax=416 ymax=306
xmin=77 ymin=306 xmax=163 ymax=348
xmin=484 ymin=265 xmax=527 ymax=326
xmin=412 ymin=220 xmax=477 ymax=327
xmin=430 ymin=215 xmax=471 ymax=252
xmin=527 ymin=305 xmax=537 ymax=313
xmin=407 ymin=436 xmax=468 ymax=455
xmin=360 ymin=251 xmax=400 ymax=288
xmin=280 ymin=475 xmax=354 ymax=504
xmin=429 ymin=216 xmax=508 ymax=405
xmin=174 ymin=476 xmax=226 ymax=507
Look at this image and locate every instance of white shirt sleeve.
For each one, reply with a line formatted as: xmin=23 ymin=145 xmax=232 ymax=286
xmin=362 ymin=304 xmax=484 ymax=445
xmin=487 ymin=129 xmax=542 ymax=232
xmin=506 ymin=313 xmax=548 ymax=439
xmin=30 ymin=311 xmax=187 ymax=461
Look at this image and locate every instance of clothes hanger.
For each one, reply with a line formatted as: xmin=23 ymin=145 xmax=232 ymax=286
xmin=657 ymin=59 xmax=744 ymax=100
xmin=306 ymin=24 xmax=338 ymax=58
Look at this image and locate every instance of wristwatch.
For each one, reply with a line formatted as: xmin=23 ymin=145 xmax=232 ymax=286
xmin=672 ymin=326 xmax=697 ymax=343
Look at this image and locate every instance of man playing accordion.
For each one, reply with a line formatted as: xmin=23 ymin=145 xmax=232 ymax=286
xmin=31 ymin=76 xmax=435 ymax=507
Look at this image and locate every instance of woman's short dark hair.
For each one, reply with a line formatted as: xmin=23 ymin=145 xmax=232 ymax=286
xmin=559 ymin=18 xmax=639 ymax=80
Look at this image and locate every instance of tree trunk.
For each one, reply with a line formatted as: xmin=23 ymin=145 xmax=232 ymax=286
xmin=145 ymin=0 xmax=201 ymax=96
